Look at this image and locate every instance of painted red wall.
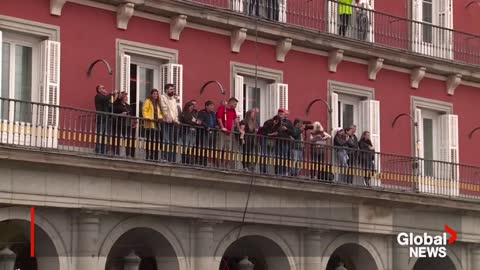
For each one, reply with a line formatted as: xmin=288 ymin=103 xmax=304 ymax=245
xmin=1 ymin=0 xmax=479 ymax=167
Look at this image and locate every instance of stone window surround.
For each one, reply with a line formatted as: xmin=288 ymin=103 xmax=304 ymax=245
xmin=115 ymin=39 xmax=179 ymax=89
xmin=410 ymin=96 xmax=453 ymax=156
xmin=328 ymin=80 xmax=375 ymax=100
xmin=0 ymin=15 xmax=59 ymax=41
xmin=230 ymin=61 xmax=284 ymax=94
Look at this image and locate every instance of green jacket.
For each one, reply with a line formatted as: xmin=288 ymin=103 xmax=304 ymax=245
xmin=338 ymin=0 xmax=353 ymax=15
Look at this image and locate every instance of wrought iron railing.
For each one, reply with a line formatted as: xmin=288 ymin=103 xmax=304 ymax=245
xmin=0 ymin=97 xmax=479 ymax=200
xmin=186 ymin=0 xmax=480 ymax=66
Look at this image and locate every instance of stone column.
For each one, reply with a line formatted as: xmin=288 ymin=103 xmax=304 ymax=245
xmin=392 ymin=241 xmax=409 ymax=270
xmin=76 ymin=213 xmax=101 ymax=270
xmin=471 ymin=244 xmax=480 ymax=270
xmin=304 ymin=230 xmax=323 ymax=270
xmin=194 ymin=221 xmax=215 ymax=270
xmin=124 ymin=251 xmax=141 ymax=270
xmin=0 ymin=247 xmax=16 ymax=270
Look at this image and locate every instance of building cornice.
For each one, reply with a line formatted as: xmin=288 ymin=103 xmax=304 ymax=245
xmin=74 ymin=0 xmax=480 ymax=87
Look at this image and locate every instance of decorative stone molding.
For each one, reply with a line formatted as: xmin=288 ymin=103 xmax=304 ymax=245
xmin=170 ymin=15 xmax=187 ymax=41
xmin=368 ymin=58 xmax=384 ymax=80
xmin=50 ymin=0 xmax=67 ymax=16
xmin=410 ymin=67 xmax=426 ymax=89
xmin=117 ymin=3 xmax=135 ymax=30
xmin=231 ymin=28 xmax=247 ymax=53
xmin=446 ymin=74 xmax=462 ymax=96
xmin=276 ymin=38 xmax=292 ymax=62
xmin=328 ymin=49 xmax=344 ymax=73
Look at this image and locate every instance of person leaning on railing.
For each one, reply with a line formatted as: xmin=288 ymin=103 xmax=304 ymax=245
xmin=180 ymin=100 xmax=203 ymax=165
xmin=291 ymin=118 xmax=304 ymax=177
xmin=260 ymin=115 xmax=281 ymax=174
xmin=334 ymin=128 xmax=350 ymax=183
xmin=142 ymin=89 xmax=163 ymax=161
xmin=160 ymin=84 xmax=181 ymax=162
xmin=94 ymin=85 xmax=119 ymax=155
xmin=358 ymin=130 xmax=375 ymax=186
xmin=216 ymin=97 xmax=240 ymax=169
xmin=112 ymin=91 xmax=136 ymax=158
xmin=310 ymin=121 xmax=332 ymax=181
xmin=197 ymin=100 xmax=217 ymax=167
xmin=239 ymin=110 xmax=259 ymax=171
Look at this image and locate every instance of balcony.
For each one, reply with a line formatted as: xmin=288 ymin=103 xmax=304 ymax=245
xmin=1 ymin=97 xmax=480 ymax=201
xmin=185 ymin=0 xmax=480 ymax=66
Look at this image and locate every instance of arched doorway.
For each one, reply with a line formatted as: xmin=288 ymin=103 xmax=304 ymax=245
xmin=413 ymin=257 xmax=457 ymax=270
xmin=218 ymin=236 xmax=291 ymax=270
xmin=0 ymin=219 xmax=59 ymax=270
xmin=105 ymin=227 xmax=180 ymax=270
xmin=326 ymin=243 xmax=378 ymax=270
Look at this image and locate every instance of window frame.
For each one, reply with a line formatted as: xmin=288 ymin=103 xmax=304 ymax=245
xmin=116 ymin=39 xmax=180 ymax=117
xmin=410 ymin=96 xmax=453 ymax=158
xmin=230 ymin=62 xmax=284 ymax=123
xmin=328 ymin=80 xmax=375 ymax=132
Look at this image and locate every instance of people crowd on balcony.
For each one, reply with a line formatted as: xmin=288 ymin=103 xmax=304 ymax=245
xmin=94 ymin=84 xmax=376 ymax=186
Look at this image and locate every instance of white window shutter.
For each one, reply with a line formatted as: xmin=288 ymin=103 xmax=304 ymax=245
xmin=0 ymin=30 xmax=2 ymax=95
xmin=161 ymin=63 xmax=183 ymax=106
xmin=234 ymin=75 xmax=244 ymax=119
xmin=438 ymin=114 xmax=458 ymax=163
xmin=359 ymin=100 xmax=381 ymax=184
xmin=231 ymin=0 xmax=243 ymax=12
xmin=279 ymin=0 xmax=287 ymax=23
xmin=414 ymin=108 xmax=424 ymax=159
xmin=277 ymin=83 xmax=288 ymax=110
xmin=41 ymin=40 xmax=60 ymax=148
xmin=438 ymin=114 xmax=459 ymax=196
xmin=359 ymin=100 xmax=380 ymax=153
xmin=120 ymin=54 xmax=131 ymax=95
xmin=412 ymin=0 xmax=421 ymax=21
xmin=328 ymin=0 xmax=339 ymax=34
xmin=437 ymin=0 xmax=453 ymax=59
xmin=266 ymin=83 xmax=280 ymax=120
xmin=411 ymin=0 xmax=423 ymax=54
xmin=330 ymin=92 xmax=339 ymax=135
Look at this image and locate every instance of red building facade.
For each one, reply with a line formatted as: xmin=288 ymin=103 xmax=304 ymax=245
xmin=1 ymin=0 xmax=480 ymax=167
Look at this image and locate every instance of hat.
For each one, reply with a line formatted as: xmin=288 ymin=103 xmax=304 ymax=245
xmin=278 ymin=108 xmax=286 ymax=113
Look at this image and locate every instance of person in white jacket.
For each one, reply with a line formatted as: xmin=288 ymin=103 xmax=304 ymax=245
xmin=160 ymin=83 xmax=181 ymax=161
xmin=355 ymin=0 xmax=373 ymax=41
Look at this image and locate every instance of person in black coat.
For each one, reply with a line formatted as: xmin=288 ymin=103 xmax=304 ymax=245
xmin=94 ymin=85 xmax=118 ymax=154
xmin=197 ymin=100 xmax=217 ymax=166
xmin=112 ymin=92 xmax=136 ymax=158
xmin=359 ymin=130 xmax=375 ymax=186
xmin=180 ymin=100 xmax=202 ymax=164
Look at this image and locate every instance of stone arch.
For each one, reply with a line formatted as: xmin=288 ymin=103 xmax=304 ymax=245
xmin=408 ymin=247 xmax=463 ymax=270
xmin=0 ymin=207 xmax=70 ymax=270
xmin=98 ymin=216 xmax=188 ymax=270
xmin=214 ymin=225 xmax=298 ymax=270
xmin=322 ymin=233 xmax=385 ymax=270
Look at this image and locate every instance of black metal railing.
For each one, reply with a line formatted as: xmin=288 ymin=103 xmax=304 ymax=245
xmin=186 ymin=0 xmax=480 ymax=66
xmin=0 ymin=97 xmax=479 ymax=200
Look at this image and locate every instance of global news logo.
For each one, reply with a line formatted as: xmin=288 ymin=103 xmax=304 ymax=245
xmin=397 ymin=225 xmax=457 ymax=258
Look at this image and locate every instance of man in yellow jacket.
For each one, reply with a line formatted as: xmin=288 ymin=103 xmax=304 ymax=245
xmin=338 ymin=0 xmax=353 ymax=36
xmin=142 ymin=89 xmax=163 ymax=160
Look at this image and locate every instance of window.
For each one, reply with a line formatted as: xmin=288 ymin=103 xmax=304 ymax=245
xmin=231 ymin=62 xmax=286 ymax=124
xmin=0 ymin=18 xmax=60 ymax=148
xmin=411 ymin=0 xmax=453 ymax=59
xmin=231 ymin=0 xmax=287 ymax=23
xmin=412 ymin=97 xmax=458 ymax=196
xmin=117 ymin=40 xmax=182 ymax=118
xmin=329 ymin=81 xmax=379 ymax=152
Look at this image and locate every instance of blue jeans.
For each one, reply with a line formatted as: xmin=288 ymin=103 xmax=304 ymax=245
xmin=162 ymin=122 xmax=178 ymax=162
xmin=291 ymin=149 xmax=303 ymax=176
